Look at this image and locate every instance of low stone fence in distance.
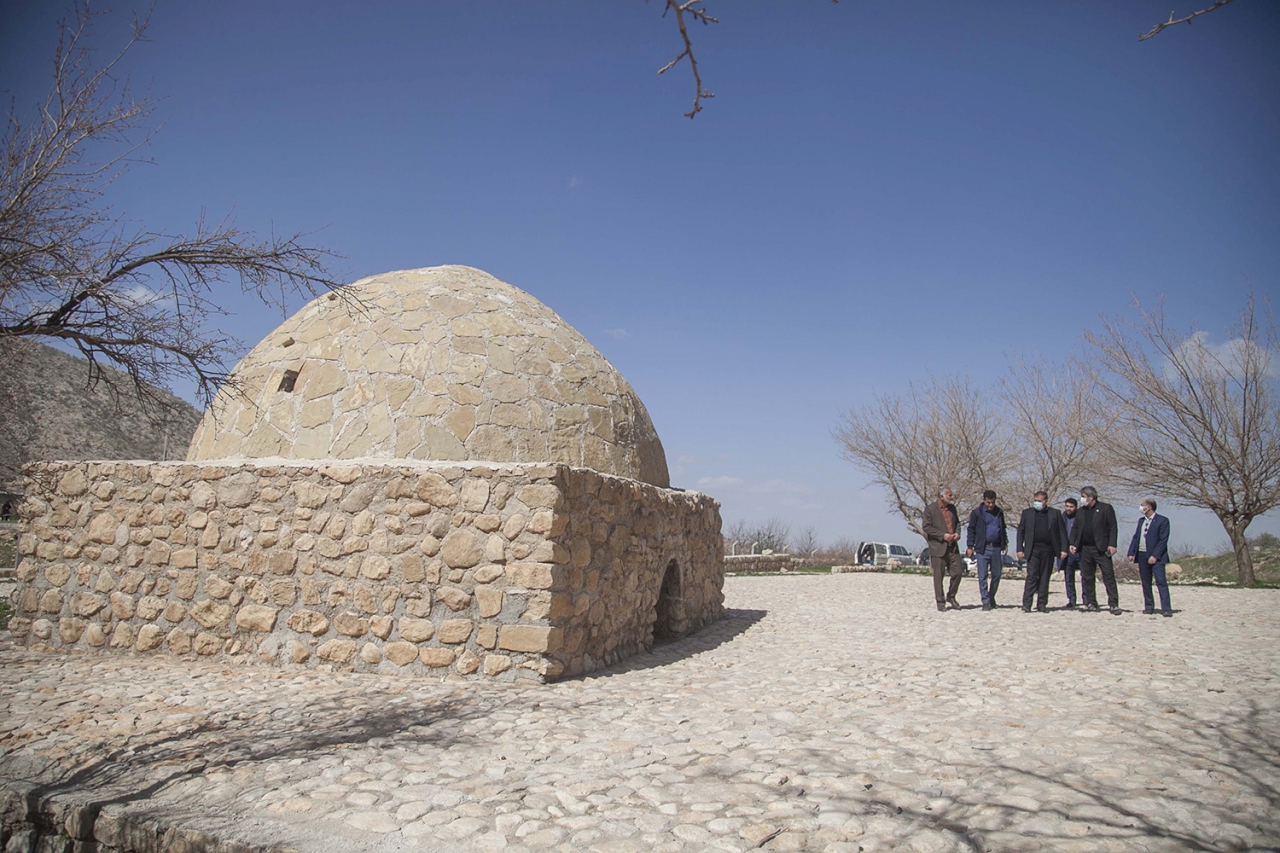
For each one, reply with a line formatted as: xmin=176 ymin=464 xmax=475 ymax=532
xmin=11 ymin=459 xmax=723 ymax=682
xmin=724 ymin=554 xmax=800 ymax=574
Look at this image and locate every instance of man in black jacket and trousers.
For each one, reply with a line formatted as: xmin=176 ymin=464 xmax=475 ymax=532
xmin=1016 ymin=491 xmax=1065 ymax=612
xmin=1068 ymin=485 xmax=1121 ymax=614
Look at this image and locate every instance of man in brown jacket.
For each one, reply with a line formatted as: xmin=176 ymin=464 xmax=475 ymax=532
xmin=923 ymin=486 xmax=964 ymax=611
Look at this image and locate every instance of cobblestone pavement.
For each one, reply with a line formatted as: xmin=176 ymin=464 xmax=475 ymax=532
xmin=1 ymin=574 xmax=1277 ymax=853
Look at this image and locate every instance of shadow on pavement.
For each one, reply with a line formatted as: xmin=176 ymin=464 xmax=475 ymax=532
xmin=580 ymin=607 xmax=768 ymax=680
xmin=770 ymin=696 xmax=1280 ymax=852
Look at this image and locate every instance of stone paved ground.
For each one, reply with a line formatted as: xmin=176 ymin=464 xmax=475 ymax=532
xmin=1 ymin=573 xmax=1277 ymax=853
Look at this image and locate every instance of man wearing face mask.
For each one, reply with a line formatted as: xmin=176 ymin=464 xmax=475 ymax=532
xmin=1068 ymin=486 xmax=1121 ymax=614
xmin=1058 ymin=498 xmax=1082 ymax=607
xmin=1128 ymin=498 xmax=1172 ymax=616
xmin=1016 ymin=491 xmax=1065 ymax=612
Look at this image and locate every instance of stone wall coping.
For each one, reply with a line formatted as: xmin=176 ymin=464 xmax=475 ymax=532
xmin=23 ymin=458 xmax=717 ymax=502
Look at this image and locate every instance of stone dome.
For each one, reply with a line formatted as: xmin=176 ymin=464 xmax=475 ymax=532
xmin=186 ymin=266 xmax=670 ymax=487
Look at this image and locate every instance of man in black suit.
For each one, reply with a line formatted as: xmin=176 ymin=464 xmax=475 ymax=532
xmin=1058 ymin=498 xmax=1082 ymax=607
xmin=1016 ymin=491 xmax=1065 ymax=612
xmin=1068 ymin=485 xmax=1121 ymax=614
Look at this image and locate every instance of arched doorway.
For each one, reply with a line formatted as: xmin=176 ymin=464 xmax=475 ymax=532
xmin=652 ymin=559 xmax=682 ymax=643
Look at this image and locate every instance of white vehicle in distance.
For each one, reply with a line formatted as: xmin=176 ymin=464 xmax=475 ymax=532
xmin=857 ymin=542 xmax=920 ymax=567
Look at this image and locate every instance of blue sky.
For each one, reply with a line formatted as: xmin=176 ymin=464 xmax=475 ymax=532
xmin=3 ymin=0 xmax=1278 ymax=552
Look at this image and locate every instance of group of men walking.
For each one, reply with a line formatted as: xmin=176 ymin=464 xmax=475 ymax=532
xmin=923 ymin=487 xmax=1174 ymax=617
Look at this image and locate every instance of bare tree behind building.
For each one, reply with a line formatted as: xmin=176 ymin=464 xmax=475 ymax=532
xmin=833 ymin=375 xmax=1009 ymax=537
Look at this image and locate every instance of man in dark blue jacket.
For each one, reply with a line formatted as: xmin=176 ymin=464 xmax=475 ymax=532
xmin=1128 ymin=498 xmax=1172 ymax=616
xmin=966 ymin=490 xmax=1008 ymax=611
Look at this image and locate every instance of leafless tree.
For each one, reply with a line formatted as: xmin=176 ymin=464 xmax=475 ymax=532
xmin=0 ymin=3 xmax=343 ymax=412
xmin=1140 ymin=0 xmax=1236 ymax=40
xmin=792 ymin=525 xmax=820 ymax=558
xmin=1086 ymin=293 xmax=1280 ymax=585
xmin=821 ymin=535 xmax=860 ymax=565
xmin=994 ymin=354 xmax=1118 ymax=507
xmin=833 ymin=375 xmax=1010 ymax=537
xmin=723 ymin=517 xmax=792 ymax=554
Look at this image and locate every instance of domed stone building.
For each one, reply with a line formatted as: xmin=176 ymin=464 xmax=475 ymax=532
xmin=188 ymin=265 xmax=670 ymax=487
xmin=12 ymin=266 xmax=724 ymax=682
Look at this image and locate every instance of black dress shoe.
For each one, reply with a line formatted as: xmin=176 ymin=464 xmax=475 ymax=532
xmin=937 ymin=602 xmax=946 ymax=611
xmin=982 ymin=603 xmax=993 ymax=611
xmin=1161 ymin=610 xmax=1173 ymax=617
xmin=1036 ymin=607 xmax=1048 ymax=613
xmin=1083 ymin=603 xmax=1099 ymax=612
xmin=1021 ymin=605 xmax=1032 ymax=612
xmin=946 ymin=597 xmax=960 ymax=610
xmin=1143 ymin=609 xmax=1154 ymax=615
xmin=1110 ymin=607 xmax=1123 ymax=616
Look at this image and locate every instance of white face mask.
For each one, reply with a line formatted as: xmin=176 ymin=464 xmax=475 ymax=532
xmin=1033 ymin=500 xmax=1044 ymax=511
xmin=1080 ymin=495 xmax=1088 ymax=504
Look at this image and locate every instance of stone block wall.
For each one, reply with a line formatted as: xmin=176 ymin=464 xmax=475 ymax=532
xmin=723 ymin=554 xmax=800 ymax=574
xmin=9 ymin=459 xmax=722 ymax=682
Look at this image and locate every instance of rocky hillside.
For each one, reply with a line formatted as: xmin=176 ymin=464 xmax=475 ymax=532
xmin=0 ymin=340 xmax=202 ymax=492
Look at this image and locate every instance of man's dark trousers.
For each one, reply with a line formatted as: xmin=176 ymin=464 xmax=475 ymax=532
xmin=932 ymin=546 xmax=963 ymax=605
xmin=1059 ymin=551 xmax=1080 ymax=606
xmin=1022 ymin=544 xmax=1055 ymax=610
xmin=1136 ymin=551 xmax=1172 ymax=612
xmin=1079 ymin=545 xmax=1119 ymax=609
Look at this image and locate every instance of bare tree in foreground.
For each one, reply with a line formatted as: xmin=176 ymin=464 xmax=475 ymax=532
xmin=0 ymin=4 xmax=342 ymax=411
xmin=833 ymin=375 xmax=1009 ymax=538
xmin=1087 ymin=293 xmax=1280 ymax=585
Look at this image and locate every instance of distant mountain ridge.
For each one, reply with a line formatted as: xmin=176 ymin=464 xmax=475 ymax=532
xmin=0 ymin=340 xmax=202 ymax=492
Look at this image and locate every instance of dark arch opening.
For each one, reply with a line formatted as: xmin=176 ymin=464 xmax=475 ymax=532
xmin=652 ymin=559 xmax=682 ymax=644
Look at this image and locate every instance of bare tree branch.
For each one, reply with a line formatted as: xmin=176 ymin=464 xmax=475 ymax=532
xmin=651 ymin=0 xmax=839 ymax=119
xmin=654 ymin=0 xmax=718 ymax=119
xmin=1140 ymin=0 xmax=1236 ymax=41
xmin=0 ymin=2 xmax=344 ymax=411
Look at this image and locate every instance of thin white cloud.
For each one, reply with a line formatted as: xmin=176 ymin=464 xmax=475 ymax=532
xmin=568 ymin=175 xmax=581 ymax=189
xmin=604 ymin=328 xmax=628 ymax=340
xmin=120 ymin=284 xmax=174 ymax=308
xmin=696 ymin=475 xmax=744 ymax=490
xmin=694 ymin=475 xmax=815 ymax=497
xmin=1167 ymin=331 xmax=1279 ymax=380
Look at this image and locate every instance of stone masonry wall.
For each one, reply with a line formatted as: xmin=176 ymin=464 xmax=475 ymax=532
xmin=723 ymin=554 xmax=801 ymax=574
xmin=10 ymin=459 xmax=722 ymax=682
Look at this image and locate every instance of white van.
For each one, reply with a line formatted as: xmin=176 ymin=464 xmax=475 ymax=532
xmin=857 ymin=542 xmax=918 ymax=567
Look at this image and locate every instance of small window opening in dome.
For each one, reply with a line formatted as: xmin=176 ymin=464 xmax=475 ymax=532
xmin=278 ymin=369 xmax=300 ymax=393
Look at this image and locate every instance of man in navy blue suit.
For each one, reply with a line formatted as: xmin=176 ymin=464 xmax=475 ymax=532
xmin=1128 ymin=498 xmax=1172 ymax=617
